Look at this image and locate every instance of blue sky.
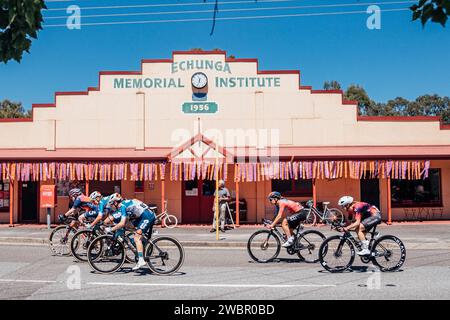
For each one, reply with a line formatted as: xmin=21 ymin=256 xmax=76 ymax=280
xmin=0 ymin=0 xmax=449 ymax=110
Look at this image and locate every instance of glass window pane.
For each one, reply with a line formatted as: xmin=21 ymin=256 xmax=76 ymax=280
xmin=391 ymin=169 xmax=441 ymax=207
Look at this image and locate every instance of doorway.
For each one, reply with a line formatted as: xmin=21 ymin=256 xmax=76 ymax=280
xmin=182 ymin=179 xmax=216 ymax=224
xmin=20 ymin=182 xmax=39 ymax=222
xmin=360 ymin=178 xmax=380 ymax=209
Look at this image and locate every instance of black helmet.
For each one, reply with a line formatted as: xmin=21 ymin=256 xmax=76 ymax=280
xmin=268 ymin=191 xmax=282 ymax=200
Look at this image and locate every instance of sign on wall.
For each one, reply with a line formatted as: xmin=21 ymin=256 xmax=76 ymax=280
xmin=182 ymin=102 xmax=218 ymax=114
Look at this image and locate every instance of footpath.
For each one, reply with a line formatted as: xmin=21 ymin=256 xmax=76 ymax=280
xmin=0 ymin=222 xmax=450 ymax=249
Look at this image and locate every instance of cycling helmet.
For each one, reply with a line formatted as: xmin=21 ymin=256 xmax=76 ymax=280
xmin=338 ymin=196 xmax=354 ymax=207
xmin=268 ymin=191 xmax=282 ymax=201
xmin=89 ymin=191 xmax=102 ymax=202
xmin=108 ymin=193 xmax=123 ymax=206
xmin=69 ymin=188 xmax=82 ymax=199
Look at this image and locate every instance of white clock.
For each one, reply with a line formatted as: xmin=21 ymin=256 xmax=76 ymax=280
xmin=191 ymin=72 xmax=208 ymax=89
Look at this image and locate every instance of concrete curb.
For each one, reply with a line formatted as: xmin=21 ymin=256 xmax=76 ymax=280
xmin=0 ymin=237 xmax=247 ymax=248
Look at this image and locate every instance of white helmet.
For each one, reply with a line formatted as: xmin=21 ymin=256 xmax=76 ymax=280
xmin=89 ymin=191 xmax=102 ymax=202
xmin=108 ymin=193 xmax=123 ymax=206
xmin=338 ymin=196 xmax=354 ymax=207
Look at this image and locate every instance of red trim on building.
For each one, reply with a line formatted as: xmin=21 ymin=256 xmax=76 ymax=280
xmin=0 ymin=118 xmax=33 ymax=122
xmin=0 ymin=50 xmax=447 ymax=130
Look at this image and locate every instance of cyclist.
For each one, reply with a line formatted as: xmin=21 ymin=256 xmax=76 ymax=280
xmin=106 ymin=194 xmax=156 ymax=271
xmin=337 ymin=196 xmax=382 ymax=255
xmin=88 ymin=192 xmax=116 ymax=229
xmin=59 ymin=188 xmax=97 ymax=227
xmin=78 ymin=191 xmax=103 ymax=225
xmin=266 ymin=191 xmax=306 ymax=248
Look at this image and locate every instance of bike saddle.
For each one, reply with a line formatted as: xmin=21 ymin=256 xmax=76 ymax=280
xmin=323 ymin=201 xmax=330 ymax=205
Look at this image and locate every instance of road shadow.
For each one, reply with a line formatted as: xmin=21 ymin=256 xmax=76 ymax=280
xmin=248 ymin=257 xmax=307 ymax=264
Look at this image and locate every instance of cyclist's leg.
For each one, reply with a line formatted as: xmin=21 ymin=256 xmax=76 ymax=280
xmin=133 ymin=211 xmax=155 ymax=270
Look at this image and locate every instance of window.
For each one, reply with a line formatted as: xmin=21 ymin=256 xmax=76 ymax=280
xmin=391 ymin=169 xmax=442 ymax=207
xmin=56 ymin=181 xmax=86 ymax=196
xmin=135 ymin=181 xmax=144 ymax=193
xmin=0 ymin=181 xmax=10 ymax=212
xmin=271 ymin=179 xmax=313 ymax=197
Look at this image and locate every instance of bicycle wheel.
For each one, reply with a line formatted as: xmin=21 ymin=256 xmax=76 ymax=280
xmin=304 ymin=210 xmax=317 ymax=225
xmin=144 ymin=236 xmax=185 ymax=275
xmin=70 ymin=229 xmax=96 ymax=262
xmin=319 ymin=235 xmax=355 ymax=272
xmin=87 ymin=234 xmax=126 ymax=274
xmin=49 ymin=225 xmax=76 ymax=256
xmin=371 ymin=235 xmax=406 ymax=272
xmin=296 ymin=230 xmax=326 ymax=263
xmin=247 ymin=230 xmax=281 ymax=263
xmin=163 ymin=215 xmax=178 ymax=229
xmin=324 ymin=208 xmax=345 ymax=224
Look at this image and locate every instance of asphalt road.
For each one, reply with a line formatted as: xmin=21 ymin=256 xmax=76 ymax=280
xmin=0 ymin=243 xmax=449 ymax=300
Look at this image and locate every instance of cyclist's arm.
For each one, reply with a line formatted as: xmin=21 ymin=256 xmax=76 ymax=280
xmin=344 ymin=214 xmax=361 ymax=231
xmin=270 ymin=203 xmax=285 ymax=228
xmin=64 ymin=207 xmax=76 ymax=217
xmin=111 ymin=216 xmax=127 ymax=232
xmin=111 ymin=206 xmax=127 ymax=232
xmin=90 ymin=213 xmax=103 ymax=228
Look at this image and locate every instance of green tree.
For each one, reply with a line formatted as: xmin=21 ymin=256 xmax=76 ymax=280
xmin=0 ymin=99 xmax=31 ymax=118
xmin=0 ymin=0 xmax=47 ymax=63
xmin=410 ymin=0 xmax=450 ymax=26
xmin=323 ymin=80 xmax=341 ymax=90
xmin=344 ymin=85 xmax=374 ymax=115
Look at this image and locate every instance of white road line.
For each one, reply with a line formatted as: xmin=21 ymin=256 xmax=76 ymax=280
xmin=0 ymin=279 xmax=57 ymax=284
xmin=0 ymin=278 xmax=335 ymax=288
xmin=87 ymin=282 xmax=336 ymax=288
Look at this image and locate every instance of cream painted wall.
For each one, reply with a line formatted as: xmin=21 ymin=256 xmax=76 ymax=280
xmin=1 ymin=53 xmax=450 ymax=149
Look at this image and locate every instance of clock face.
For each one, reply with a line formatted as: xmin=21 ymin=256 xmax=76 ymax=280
xmin=191 ymin=72 xmax=208 ymax=89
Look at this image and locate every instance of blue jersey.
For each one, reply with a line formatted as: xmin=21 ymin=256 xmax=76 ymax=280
xmin=116 ymin=199 xmax=155 ymax=222
xmin=72 ymin=195 xmax=97 ymax=212
xmin=98 ymin=195 xmax=113 ymax=217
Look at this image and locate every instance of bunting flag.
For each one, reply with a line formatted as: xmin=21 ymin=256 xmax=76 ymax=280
xmin=0 ymin=160 xmax=432 ymax=182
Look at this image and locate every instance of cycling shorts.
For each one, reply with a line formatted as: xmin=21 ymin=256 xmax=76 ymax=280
xmin=286 ymin=209 xmax=308 ymax=229
xmin=361 ymin=212 xmax=381 ymax=231
xmin=132 ymin=210 xmax=156 ymax=235
xmin=82 ymin=210 xmax=98 ymax=220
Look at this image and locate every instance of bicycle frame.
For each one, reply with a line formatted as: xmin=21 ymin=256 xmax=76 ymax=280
xmin=306 ymin=203 xmax=334 ymax=222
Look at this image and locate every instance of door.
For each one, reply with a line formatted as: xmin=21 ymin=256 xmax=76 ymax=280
xmin=182 ymin=179 xmax=216 ymax=224
xmin=20 ymin=182 xmax=38 ymax=222
xmin=360 ymin=178 xmax=380 ymax=209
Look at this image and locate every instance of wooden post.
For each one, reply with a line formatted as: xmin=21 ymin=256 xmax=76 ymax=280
xmin=387 ymin=177 xmax=392 ymax=225
xmin=235 ymin=179 xmax=240 ymax=227
xmin=9 ymin=180 xmax=14 ymax=227
xmin=161 ymin=179 xmax=165 ymax=227
xmin=312 ymin=178 xmax=317 ymax=208
xmin=85 ymin=180 xmax=89 ymax=196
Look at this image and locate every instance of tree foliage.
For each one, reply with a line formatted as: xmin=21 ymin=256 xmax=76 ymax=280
xmin=0 ymin=99 xmax=32 ymax=118
xmin=410 ymin=0 xmax=450 ymax=26
xmin=323 ymin=81 xmax=450 ymax=123
xmin=0 ymin=0 xmax=47 ymax=63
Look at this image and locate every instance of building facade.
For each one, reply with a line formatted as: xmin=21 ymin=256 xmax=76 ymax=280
xmin=1 ymin=50 xmax=449 ymax=224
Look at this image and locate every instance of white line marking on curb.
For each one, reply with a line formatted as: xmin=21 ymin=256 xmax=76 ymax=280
xmin=87 ymin=282 xmax=336 ymax=288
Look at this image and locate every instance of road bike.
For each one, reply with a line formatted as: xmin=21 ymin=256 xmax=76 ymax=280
xmin=152 ymin=201 xmax=178 ymax=228
xmin=49 ymin=215 xmax=79 ymax=256
xmin=318 ymin=221 xmax=406 ymax=272
xmin=87 ymin=227 xmax=185 ymax=275
xmin=247 ymin=218 xmax=326 ymax=263
xmin=303 ymin=200 xmax=344 ymax=225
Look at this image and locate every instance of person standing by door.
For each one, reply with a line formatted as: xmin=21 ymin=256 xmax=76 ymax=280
xmin=210 ymin=180 xmax=230 ymax=233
